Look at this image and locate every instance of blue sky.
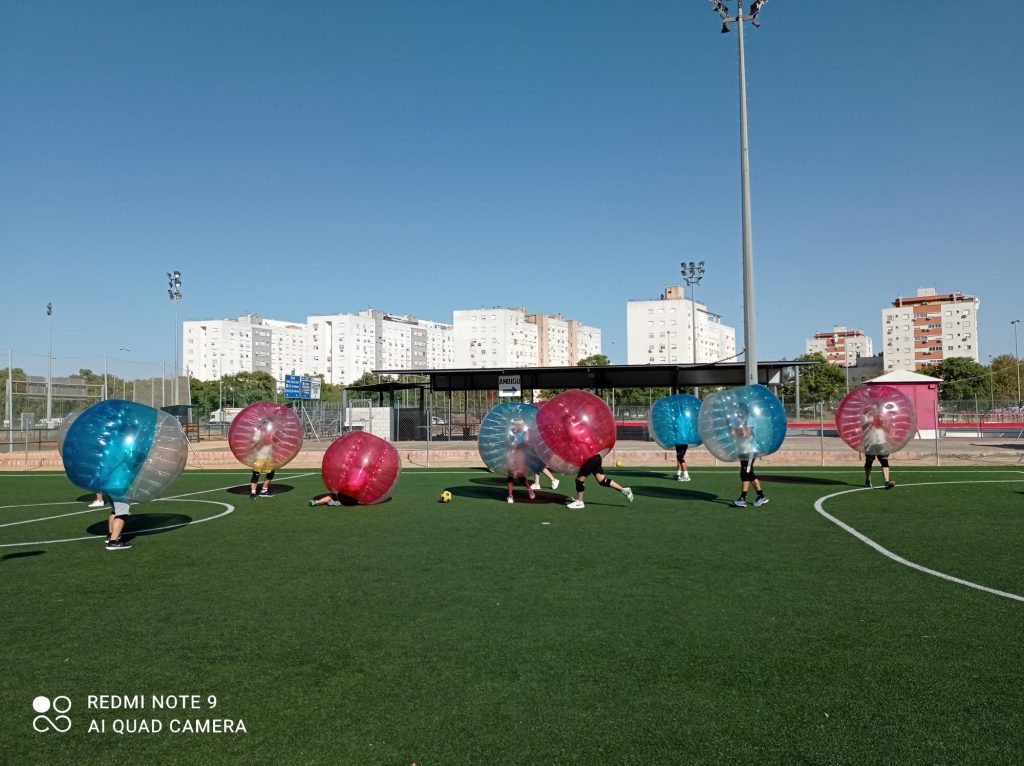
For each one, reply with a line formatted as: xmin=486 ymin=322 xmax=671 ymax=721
xmin=2 ymin=1 xmax=1021 ymax=379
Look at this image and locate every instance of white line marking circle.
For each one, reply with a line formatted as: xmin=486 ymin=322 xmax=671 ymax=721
xmin=814 ymin=479 xmax=1024 ymax=603
xmin=0 ymin=498 xmax=235 ymax=549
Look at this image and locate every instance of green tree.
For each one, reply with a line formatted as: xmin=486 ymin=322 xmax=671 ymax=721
xmin=990 ymin=354 xmax=1020 ymax=401
xmin=775 ymin=354 xmax=844 ymax=406
xmin=920 ymin=357 xmax=989 ymax=401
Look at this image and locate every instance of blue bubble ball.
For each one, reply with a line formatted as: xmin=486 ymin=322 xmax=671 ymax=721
xmin=62 ymin=399 xmax=189 ymax=502
xmin=697 ymin=384 xmax=787 ymax=462
xmin=478 ymin=402 xmax=546 ymax=479
xmin=648 ymin=394 xmax=702 ymax=450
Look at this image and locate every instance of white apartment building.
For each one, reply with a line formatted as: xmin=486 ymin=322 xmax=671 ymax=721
xmin=626 ymin=286 xmax=736 ymax=365
xmin=525 ymin=312 xmax=603 ymax=366
xmin=882 ymin=288 xmax=981 ymax=371
xmin=308 ymin=310 xmax=455 ymax=385
xmin=453 ymin=308 xmax=539 ymax=368
xmin=184 ymin=314 xmax=306 ymax=382
xmin=452 ymin=308 xmax=602 ymax=368
xmin=805 ymin=326 xmax=874 ymax=366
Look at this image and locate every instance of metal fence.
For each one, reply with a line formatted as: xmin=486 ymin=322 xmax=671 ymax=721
xmin=5 ymin=387 xmax=1023 ymax=454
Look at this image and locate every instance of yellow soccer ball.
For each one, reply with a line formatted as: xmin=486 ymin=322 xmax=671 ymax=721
xmin=614 ymin=459 xmax=624 ymax=468
xmin=439 ymin=490 xmax=453 ymax=503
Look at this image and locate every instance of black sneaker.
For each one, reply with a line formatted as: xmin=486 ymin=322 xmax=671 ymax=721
xmin=259 ymin=491 xmax=273 ymax=498
xmin=106 ymin=538 xmax=132 ymax=550
xmin=250 ymin=493 xmax=258 ymax=501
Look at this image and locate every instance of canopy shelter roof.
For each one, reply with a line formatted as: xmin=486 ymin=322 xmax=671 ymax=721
xmin=371 ymin=361 xmax=818 ymax=393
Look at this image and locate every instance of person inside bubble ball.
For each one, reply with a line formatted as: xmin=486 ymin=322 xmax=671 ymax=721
xmin=506 ymin=419 xmax=536 ymax=504
xmin=861 ymin=405 xmax=896 ymax=489
xmin=566 ymin=453 xmax=633 ymax=509
xmin=530 ymin=466 xmax=560 ymax=492
xmin=105 ymin=500 xmax=133 ymax=550
xmin=249 ymin=426 xmax=276 ymax=500
xmin=674 ymin=444 xmax=691 ymax=482
xmin=730 ymin=403 xmax=768 ymax=508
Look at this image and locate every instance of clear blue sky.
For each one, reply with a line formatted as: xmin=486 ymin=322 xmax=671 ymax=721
xmin=2 ymin=1 xmax=1021 ymax=379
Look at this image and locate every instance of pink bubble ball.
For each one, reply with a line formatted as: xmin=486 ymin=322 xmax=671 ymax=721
xmin=322 ymin=431 xmax=402 ymax=505
xmin=534 ymin=390 xmax=616 ymax=475
xmin=227 ymin=402 xmax=304 ymax=472
xmin=836 ymin=385 xmax=917 ymax=456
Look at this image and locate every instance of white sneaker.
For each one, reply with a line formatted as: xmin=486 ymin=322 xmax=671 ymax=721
xmin=676 ymin=471 xmax=682 ymax=480
xmin=622 ymin=487 xmax=634 ymax=503
xmin=681 ymin=474 xmax=691 ymax=482
xmin=530 ymin=482 xmax=540 ymax=490
xmin=566 ymin=500 xmax=585 ymax=509
xmin=507 ymin=496 xmax=514 ymax=504
xmin=550 ymin=479 xmax=559 ymax=490
xmin=88 ymin=499 xmax=105 ymax=508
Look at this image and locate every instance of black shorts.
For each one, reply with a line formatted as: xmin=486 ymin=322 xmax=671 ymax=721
xmin=675 ymin=444 xmax=688 ymax=462
xmin=578 ymin=454 xmax=604 ymax=477
xmin=739 ymin=458 xmax=757 ymax=481
xmin=865 ymin=454 xmax=890 ymax=468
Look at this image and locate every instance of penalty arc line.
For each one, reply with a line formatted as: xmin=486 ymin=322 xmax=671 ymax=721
xmin=814 ymin=479 xmax=1024 ymax=604
xmin=0 ymin=499 xmax=236 ymax=549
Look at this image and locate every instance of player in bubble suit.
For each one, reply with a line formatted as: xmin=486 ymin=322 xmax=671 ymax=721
xmin=730 ymin=404 xmax=769 ymax=508
xmin=861 ymin=404 xmax=896 ymax=489
xmin=506 ymin=419 xmax=536 ymax=504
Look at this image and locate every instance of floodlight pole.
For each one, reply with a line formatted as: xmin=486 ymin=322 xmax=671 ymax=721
xmin=1012 ymin=319 xmax=1021 ymax=405
xmin=46 ymin=302 xmax=53 ymax=421
xmin=711 ymin=1 xmax=764 ymax=386
xmin=680 ymin=261 xmax=705 ymax=364
xmin=167 ymin=271 xmax=182 ymax=405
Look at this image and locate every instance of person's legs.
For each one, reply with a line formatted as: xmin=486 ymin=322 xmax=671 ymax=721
xmin=106 ymin=501 xmax=132 ymax=549
xmin=260 ymin=471 xmax=275 ymax=496
xmin=506 ymin=476 xmax=515 ymax=503
xmin=524 ymin=476 xmax=535 ymax=500
xmin=880 ymin=456 xmax=894 ymax=488
xmin=250 ymin=471 xmax=260 ymax=499
xmin=675 ymin=445 xmax=690 ymax=480
xmin=595 ymin=471 xmax=633 ymax=502
xmin=864 ymin=455 xmax=875 ymax=487
xmin=566 ymin=474 xmax=587 ymax=508
xmin=543 ymin=467 xmax=559 ymax=489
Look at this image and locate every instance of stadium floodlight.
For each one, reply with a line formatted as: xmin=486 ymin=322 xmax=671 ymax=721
xmin=46 ymin=302 xmax=53 ymax=422
xmin=167 ymin=271 xmax=183 ymax=405
xmin=680 ymin=261 xmax=706 ymax=365
xmin=707 ymin=1 xmax=768 ymax=385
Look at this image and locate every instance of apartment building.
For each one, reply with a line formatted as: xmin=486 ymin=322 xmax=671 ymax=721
xmin=184 ymin=314 xmax=306 ymax=382
xmin=805 ymin=326 xmax=874 ymax=366
xmin=626 ymin=285 xmax=737 ymax=365
xmin=882 ymin=288 xmax=980 ymax=371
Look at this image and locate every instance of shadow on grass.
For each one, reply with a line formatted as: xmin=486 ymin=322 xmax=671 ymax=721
xmin=449 ymin=485 xmax=568 ymax=505
xmin=761 ymin=475 xmax=847 ymax=486
xmin=630 ymin=486 xmax=719 ymax=502
xmin=86 ymin=513 xmax=193 ymax=539
xmin=225 ymin=484 xmax=297 ymax=496
xmin=2 ymin=551 xmax=46 ymax=561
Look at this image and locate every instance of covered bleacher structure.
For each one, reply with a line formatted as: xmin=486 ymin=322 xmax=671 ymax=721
xmin=349 ymin=361 xmax=815 ymax=443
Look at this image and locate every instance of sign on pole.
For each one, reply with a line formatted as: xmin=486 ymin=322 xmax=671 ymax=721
xmin=498 ymin=375 xmax=522 ymax=398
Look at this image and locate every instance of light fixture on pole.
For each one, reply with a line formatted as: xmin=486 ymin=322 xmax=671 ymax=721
xmin=708 ymin=0 xmax=767 ymax=385
xmin=1012 ymin=319 xmax=1021 ymax=405
xmin=46 ymin=302 xmax=53 ymax=422
xmin=167 ymin=270 xmax=182 ymax=405
xmin=680 ymin=261 xmax=706 ymax=364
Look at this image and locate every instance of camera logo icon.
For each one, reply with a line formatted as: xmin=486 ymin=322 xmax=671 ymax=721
xmin=32 ymin=696 xmax=72 ymax=733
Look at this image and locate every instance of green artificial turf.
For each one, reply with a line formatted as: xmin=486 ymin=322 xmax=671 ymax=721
xmin=2 ymin=466 xmax=1024 ymax=765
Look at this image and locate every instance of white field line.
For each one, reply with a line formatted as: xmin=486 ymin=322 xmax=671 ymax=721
xmin=0 ymin=473 xmax=321 ymax=548
xmin=0 ymin=500 xmax=236 ymax=549
xmin=814 ymin=480 xmax=1024 ymax=603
